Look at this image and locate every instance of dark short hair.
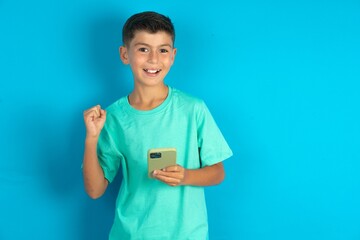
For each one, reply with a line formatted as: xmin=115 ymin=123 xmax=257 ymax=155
xmin=122 ymin=11 xmax=175 ymax=47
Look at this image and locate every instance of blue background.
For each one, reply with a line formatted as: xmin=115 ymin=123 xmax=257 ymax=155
xmin=1 ymin=0 xmax=359 ymax=239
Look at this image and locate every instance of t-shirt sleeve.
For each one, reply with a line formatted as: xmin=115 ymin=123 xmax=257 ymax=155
xmin=196 ymin=101 xmax=233 ymax=167
xmin=97 ymin=116 xmax=123 ymax=183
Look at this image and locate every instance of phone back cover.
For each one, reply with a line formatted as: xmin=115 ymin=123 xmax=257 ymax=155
xmin=148 ymin=148 xmax=176 ymax=178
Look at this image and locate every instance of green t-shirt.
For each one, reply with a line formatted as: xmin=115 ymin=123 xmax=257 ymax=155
xmin=98 ymin=87 xmax=233 ymax=240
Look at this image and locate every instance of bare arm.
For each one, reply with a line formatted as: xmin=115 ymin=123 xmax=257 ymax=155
xmin=82 ymin=105 xmax=108 ymax=199
xmin=153 ymin=162 xmax=225 ymax=187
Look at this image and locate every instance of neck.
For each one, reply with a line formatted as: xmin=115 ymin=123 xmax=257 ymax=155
xmin=128 ymin=84 xmax=169 ymax=110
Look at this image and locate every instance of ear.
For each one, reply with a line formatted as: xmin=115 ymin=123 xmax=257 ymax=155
xmin=119 ymin=46 xmax=129 ymax=64
xmin=170 ymin=48 xmax=177 ymax=66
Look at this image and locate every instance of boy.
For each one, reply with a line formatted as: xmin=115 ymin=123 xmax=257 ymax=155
xmin=83 ymin=11 xmax=232 ymax=239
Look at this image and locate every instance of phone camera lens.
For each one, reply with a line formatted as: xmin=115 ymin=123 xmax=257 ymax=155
xmin=150 ymin=152 xmax=162 ymax=158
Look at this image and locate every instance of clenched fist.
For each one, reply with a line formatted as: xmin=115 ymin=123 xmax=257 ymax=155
xmin=83 ymin=105 xmax=106 ymax=138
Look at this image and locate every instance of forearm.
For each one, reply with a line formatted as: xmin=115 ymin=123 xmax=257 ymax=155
xmin=182 ymin=162 xmax=225 ymax=186
xmin=83 ymin=137 xmax=108 ymax=199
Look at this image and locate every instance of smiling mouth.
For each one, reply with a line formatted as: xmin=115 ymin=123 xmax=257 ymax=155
xmin=144 ymin=69 xmax=161 ymax=74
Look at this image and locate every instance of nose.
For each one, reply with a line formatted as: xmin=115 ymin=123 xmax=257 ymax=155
xmin=148 ymin=51 xmax=159 ymax=64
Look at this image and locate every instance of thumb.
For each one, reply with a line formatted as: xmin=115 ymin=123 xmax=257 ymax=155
xmin=100 ymin=109 xmax=106 ymax=119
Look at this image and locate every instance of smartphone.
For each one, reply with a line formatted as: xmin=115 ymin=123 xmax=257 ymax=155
xmin=148 ymin=148 xmax=177 ymax=178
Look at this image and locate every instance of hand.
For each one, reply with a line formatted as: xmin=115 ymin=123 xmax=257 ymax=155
xmin=83 ymin=105 xmax=106 ymax=138
xmin=152 ymin=165 xmax=186 ymax=187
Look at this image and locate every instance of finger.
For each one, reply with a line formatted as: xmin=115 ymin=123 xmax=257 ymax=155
xmin=84 ymin=110 xmax=98 ymax=122
xmin=84 ymin=106 xmax=102 ymax=120
xmin=154 ymin=169 xmax=184 ymax=179
xmin=99 ymin=109 xmax=106 ymax=119
xmin=164 ymin=165 xmax=182 ymax=172
xmin=154 ymin=174 xmax=181 ymax=185
xmin=84 ymin=105 xmax=101 ymax=115
xmin=94 ymin=105 xmax=101 ymax=117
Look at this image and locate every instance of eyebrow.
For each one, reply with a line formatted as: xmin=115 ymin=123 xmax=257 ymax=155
xmin=133 ymin=42 xmax=173 ymax=48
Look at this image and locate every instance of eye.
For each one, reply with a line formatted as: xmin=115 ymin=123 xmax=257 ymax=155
xmin=138 ymin=48 xmax=149 ymax=53
xmin=160 ymin=48 xmax=169 ymax=53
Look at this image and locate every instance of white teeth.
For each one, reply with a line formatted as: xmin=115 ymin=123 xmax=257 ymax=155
xmin=145 ymin=69 xmax=160 ymax=73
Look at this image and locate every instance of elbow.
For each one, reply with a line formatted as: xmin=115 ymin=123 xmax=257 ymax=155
xmin=85 ymin=186 xmax=105 ymax=199
xmin=87 ymin=190 xmax=104 ymax=199
xmin=221 ymin=170 xmax=225 ymax=183
xmin=216 ymin=170 xmax=225 ymax=185
xmin=214 ymin=163 xmax=225 ymax=185
xmin=84 ymin=178 xmax=108 ymax=199
xmin=212 ymin=163 xmax=225 ymax=185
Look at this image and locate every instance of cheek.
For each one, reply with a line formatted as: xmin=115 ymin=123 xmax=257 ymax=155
xmin=162 ymin=56 xmax=174 ymax=66
xmin=130 ymin=55 xmax=145 ymax=66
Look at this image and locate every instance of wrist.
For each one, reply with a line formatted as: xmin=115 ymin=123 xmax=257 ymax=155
xmin=85 ymin=135 xmax=99 ymax=145
xmin=181 ymin=168 xmax=192 ymax=186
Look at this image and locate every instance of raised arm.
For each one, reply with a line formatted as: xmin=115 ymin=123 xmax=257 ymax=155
xmin=82 ymin=105 xmax=108 ymax=199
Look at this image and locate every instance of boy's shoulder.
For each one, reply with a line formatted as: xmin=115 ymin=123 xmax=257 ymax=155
xmin=171 ymin=87 xmax=205 ymax=107
xmin=104 ymin=96 xmax=128 ymax=115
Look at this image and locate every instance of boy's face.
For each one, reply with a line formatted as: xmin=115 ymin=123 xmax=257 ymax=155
xmin=120 ymin=31 xmax=176 ymax=88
